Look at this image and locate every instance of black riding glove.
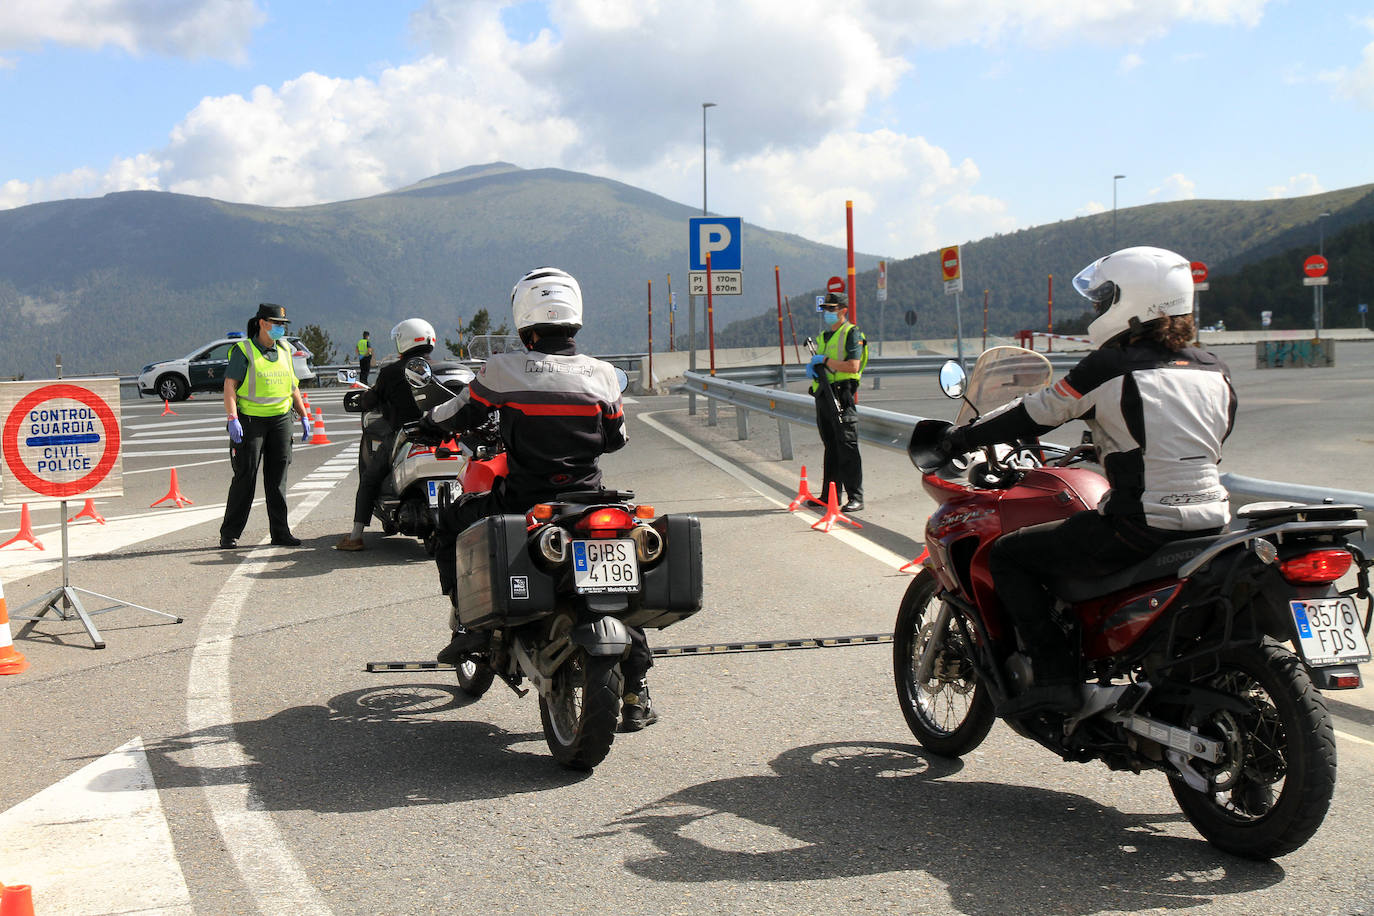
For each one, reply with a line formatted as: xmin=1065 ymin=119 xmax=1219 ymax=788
xmin=940 ymin=425 xmax=973 ymax=459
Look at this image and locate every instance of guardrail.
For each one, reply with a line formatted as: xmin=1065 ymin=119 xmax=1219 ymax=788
xmin=679 ymin=362 xmax=1373 ymax=547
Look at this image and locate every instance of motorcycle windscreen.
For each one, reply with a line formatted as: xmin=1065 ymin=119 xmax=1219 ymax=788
xmin=956 ymin=346 xmax=1054 ymax=426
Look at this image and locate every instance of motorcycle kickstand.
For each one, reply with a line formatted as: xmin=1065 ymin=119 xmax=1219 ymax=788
xmin=496 ymin=670 xmax=529 ymax=698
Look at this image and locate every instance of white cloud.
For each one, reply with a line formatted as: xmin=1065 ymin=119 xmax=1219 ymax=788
xmin=1078 ymin=201 xmax=1108 ymax=216
xmin=1150 ymin=173 xmax=1196 ymax=201
xmin=0 ymin=0 xmax=264 ymax=59
xmin=1119 ymin=52 xmax=1143 ymax=73
xmin=1337 ymin=37 xmax=1374 ymax=107
xmin=1268 ymin=173 xmax=1324 ymax=198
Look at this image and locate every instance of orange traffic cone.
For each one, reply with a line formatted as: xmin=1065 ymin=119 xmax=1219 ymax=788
xmin=67 ymin=498 xmax=106 ymax=525
xmin=161 ymin=399 xmax=177 ymax=416
xmin=151 ymin=468 xmax=194 ymax=508
xmin=811 ymin=482 xmax=862 ymax=533
xmin=0 ymin=884 xmax=34 ymax=916
xmin=786 ymin=465 xmax=824 ymax=512
xmin=308 ymin=407 xmax=332 ymax=445
xmin=0 ymin=577 xmax=30 ymax=676
xmin=0 ymin=504 xmax=43 ymax=550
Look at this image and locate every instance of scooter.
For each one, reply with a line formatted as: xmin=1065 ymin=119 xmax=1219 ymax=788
xmin=342 ymin=359 xmax=475 ymax=555
xmin=894 ymin=345 xmax=1373 ymax=859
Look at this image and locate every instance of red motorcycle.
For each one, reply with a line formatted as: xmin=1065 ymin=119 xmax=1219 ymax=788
xmin=895 ymin=346 xmax=1373 ymax=859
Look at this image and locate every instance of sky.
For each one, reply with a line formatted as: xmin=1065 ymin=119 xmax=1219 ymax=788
xmin=1 ymin=0 xmax=1372 ymax=260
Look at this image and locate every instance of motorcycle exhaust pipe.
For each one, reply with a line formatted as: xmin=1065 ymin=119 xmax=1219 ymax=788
xmin=536 ymin=525 xmax=568 ymax=564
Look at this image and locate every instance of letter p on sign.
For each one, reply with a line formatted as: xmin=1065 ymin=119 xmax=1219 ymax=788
xmin=689 ymin=217 xmax=742 ymax=271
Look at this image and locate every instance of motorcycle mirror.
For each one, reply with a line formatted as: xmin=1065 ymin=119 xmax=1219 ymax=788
xmin=614 ymin=367 xmax=629 ymax=393
xmin=404 ymin=357 xmax=433 ymax=389
xmin=938 ymin=360 xmax=967 ymax=399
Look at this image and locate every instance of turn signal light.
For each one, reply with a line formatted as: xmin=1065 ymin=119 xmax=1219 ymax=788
xmin=530 ymin=504 xmax=554 ymax=521
xmin=634 ymin=505 xmax=656 ymax=519
xmin=1279 ymin=549 xmax=1353 ymax=584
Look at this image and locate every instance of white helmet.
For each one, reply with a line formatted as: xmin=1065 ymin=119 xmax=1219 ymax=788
xmin=391 ymin=318 xmax=436 ymax=356
xmin=1075 ymin=246 xmax=1195 ymax=347
xmin=511 ymin=267 xmax=583 ymax=336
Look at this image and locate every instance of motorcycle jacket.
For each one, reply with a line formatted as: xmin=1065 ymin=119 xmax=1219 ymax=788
xmin=356 ymin=356 xmax=424 ymax=431
xmin=429 ymin=336 xmax=627 ymax=499
xmin=957 ymin=340 xmax=1237 ymax=531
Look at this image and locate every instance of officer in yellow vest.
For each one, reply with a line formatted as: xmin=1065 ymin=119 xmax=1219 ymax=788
xmin=357 ymin=331 xmax=375 ymax=385
xmin=219 ymin=303 xmax=312 ymax=549
xmin=807 ymin=292 xmax=864 ymax=512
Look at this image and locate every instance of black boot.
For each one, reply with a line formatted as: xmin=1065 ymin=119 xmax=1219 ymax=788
xmin=437 ymin=627 xmax=490 ymax=664
xmin=620 ymin=680 xmax=659 ymax=731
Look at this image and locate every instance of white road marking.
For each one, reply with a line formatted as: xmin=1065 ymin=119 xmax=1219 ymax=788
xmin=0 ymin=737 xmax=194 ymax=914
xmin=1337 ymin=729 xmax=1374 ymax=749
xmin=638 ymin=411 xmax=912 ymax=570
xmin=186 ymin=490 xmax=334 ymax=915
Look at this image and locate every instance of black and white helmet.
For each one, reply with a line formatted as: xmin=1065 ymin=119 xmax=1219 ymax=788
xmin=511 ymin=267 xmax=583 ymax=336
xmin=1074 ymin=246 xmax=1194 ymax=347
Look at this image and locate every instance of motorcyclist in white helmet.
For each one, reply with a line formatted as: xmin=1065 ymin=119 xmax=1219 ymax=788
xmin=335 ymin=319 xmax=436 ymax=551
xmin=939 ymin=246 xmax=1237 ymax=716
xmin=417 ymin=269 xmax=657 ymax=730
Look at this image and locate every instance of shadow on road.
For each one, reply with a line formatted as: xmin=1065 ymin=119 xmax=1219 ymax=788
xmin=142 ymin=683 xmax=590 ymax=811
xmin=605 ymin=741 xmax=1283 ymax=915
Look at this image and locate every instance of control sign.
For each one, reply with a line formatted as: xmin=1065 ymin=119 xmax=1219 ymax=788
xmin=689 ymin=217 xmax=742 ymax=271
xmin=940 ymin=245 xmax=963 ymax=295
xmin=1 ymin=379 xmax=123 ymax=504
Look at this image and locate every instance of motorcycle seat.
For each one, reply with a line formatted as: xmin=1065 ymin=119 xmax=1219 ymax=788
xmin=1053 ymin=533 xmax=1224 ymax=603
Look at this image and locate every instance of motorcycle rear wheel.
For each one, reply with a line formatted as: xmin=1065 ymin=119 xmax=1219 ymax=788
xmin=539 ymin=649 xmax=622 ymax=771
xmin=455 ymin=657 xmax=495 ymax=698
xmin=1167 ymin=639 xmax=1336 ymax=860
xmin=893 ymin=570 xmax=995 ymax=757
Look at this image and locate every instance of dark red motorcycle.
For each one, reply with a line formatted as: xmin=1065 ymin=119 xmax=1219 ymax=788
xmin=894 ymin=346 xmax=1373 ymax=859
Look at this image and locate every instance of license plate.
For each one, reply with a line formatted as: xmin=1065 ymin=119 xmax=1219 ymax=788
xmin=1290 ymin=597 xmax=1372 ymax=666
xmin=426 ymin=480 xmax=460 ymax=507
xmin=572 ymin=539 xmax=640 ymax=594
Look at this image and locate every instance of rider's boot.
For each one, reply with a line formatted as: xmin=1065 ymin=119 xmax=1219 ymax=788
xmin=620 ymin=679 xmax=659 ymax=731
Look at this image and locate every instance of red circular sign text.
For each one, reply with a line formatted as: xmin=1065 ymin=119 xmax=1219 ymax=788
xmin=1304 ymin=255 xmax=1329 ymax=278
xmin=1190 ymin=261 xmax=1209 ymax=283
xmin=940 ymin=247 xmax=960 ymax=281
xmin=2 ymin=383 xmax=121 ymax=498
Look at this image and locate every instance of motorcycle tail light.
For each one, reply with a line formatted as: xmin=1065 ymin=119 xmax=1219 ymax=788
xmin=1279 ymin=549 xmax=1353 ymax=584
xmin=576 ymin=507 xmax=634 ymax=537
xmin=630 ymin=524 xmax=663 ymax=563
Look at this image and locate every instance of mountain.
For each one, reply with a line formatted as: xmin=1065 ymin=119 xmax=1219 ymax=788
xmin=0 ymin=163 xmax=880 ymax=379
xmin=713 ymin=184 xmax=1374 ymax=348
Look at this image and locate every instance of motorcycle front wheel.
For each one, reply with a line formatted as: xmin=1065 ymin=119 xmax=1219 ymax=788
xmin=1167 ymin=639 xmax=1337 ymax=860
xmin=893 ymin=570 xmax=995 ymax=757
xmin=539 ymin=648 xmax=622 ymax=771
xmin=455 ymin=657 xmax=495 ymax=698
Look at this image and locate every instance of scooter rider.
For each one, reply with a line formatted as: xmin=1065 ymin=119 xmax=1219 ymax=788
xmin=938 ymin=246 xmax=1237 ymax=716
xmin=335 ymin=319 xmax=435 ymax=552
xmin=417 ymin=268 xmax=659 ymax=730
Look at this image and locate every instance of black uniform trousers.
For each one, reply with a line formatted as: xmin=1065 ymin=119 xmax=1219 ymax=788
xmin=814 ymin=378 xmax=863 ymax=504
xmin=353 ymin=430 xmax=395 ymax=526
xmin=989 ymin=511 xmax=1217 ymax=679
xmin=434 ymin=480 xmax=653 ymax=688
xmin=358 ymin=355 xmax=373 ymax=385
xmin=221 ymin=412 xmax=294 ymax=541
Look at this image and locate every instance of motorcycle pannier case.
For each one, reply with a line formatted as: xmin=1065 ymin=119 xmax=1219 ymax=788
xmin=454 ymin=515 xmax=557 ymax=629
xmin=623 ymin=514 xmax=704 ymax=630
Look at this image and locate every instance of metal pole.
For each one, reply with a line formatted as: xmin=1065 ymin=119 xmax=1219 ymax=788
xmin=846 ymin=200 xmax=856 ymax=325
xmin=983 ymin=288 xmax=989 ymax=352
xmin=667 ymin=274 xmax=674 ymax=351
xmin=954 ymin=290 xmax=965 ymax=367
xmin=706 ymin=253 xmax=717 ymax=375
xmin=774 ymin=266 xmax=785 ymax=365
xmin=1047 ymin=274 xmax=1053 ymax=353
xmin=702 ymin=102 xmax=716 ymax=217
xmin=785 ymin=296 xmax=800 ymax=363
xmin=1113 ymin=174 xmax=1125 ymax=248
xmin=646 ymin=279 xmax=653 ymax=394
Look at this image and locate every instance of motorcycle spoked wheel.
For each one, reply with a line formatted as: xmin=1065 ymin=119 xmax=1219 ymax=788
xmin=1166 ymin=639 xmax=1337 ymax=860
xmin=893 ymin=570 xmax=996 ymax=757
xmin=455 ymin=656 xmax=495 ymax=698
xmin=539 ymin=646 xmax=623 ymax=771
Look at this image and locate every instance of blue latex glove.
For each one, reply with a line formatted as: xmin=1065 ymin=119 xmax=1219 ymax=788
xmin=227 ymin=417 xmax=243 ymax=444
xmin=806 ymin=354 xmax=826 ymax=380
xmin=300 ymin=415 xmax=313 ymax=442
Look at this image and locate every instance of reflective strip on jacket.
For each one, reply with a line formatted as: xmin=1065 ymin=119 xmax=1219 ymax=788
xmin=809 ymin=322 xmax=862 ymax=393
xmin=233 ymin=339 xmax=296 ymax=417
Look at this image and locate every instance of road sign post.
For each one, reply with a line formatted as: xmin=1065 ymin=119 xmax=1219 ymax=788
xmin=0 ymin=378 xmax=179 ymax=647
xmin=1304 ymin=255 xmax=1329 ymax=333
xmin=1191 ymin=261 xmax=1209 ymax=343
xmin=940 ymin=245 xmax=965 ymax=364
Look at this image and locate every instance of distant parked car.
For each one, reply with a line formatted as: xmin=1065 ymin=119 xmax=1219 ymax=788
xmin=138 ymin=332 xmax=315 ymax=401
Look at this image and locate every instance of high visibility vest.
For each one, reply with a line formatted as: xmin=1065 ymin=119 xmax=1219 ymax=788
xmin=357 ymin=337 xmax=370 ymax=357
xmin=810 ymin=322 xmax=864 ymax=393
xmin=234 ymin=339 xmax=296 ymax=417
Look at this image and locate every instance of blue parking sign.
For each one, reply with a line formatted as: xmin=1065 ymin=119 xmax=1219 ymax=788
xmin=689 ymin=217 xmax=742 ymax=271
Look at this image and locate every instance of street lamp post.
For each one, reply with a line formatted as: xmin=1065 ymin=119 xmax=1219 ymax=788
xmin=690 ymin=102 xmax=717 ymax=416
xmin=702 ymin=102 xmax=716 ymax=216
xmin=1113 ymin=174 xmax=1126 ymax=248
xmin=1317 ymin=211 xmax=1331 ymax=333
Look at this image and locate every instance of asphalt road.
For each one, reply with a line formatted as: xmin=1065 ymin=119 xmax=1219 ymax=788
xmin=1 ymin=343 xmax=1372 ymax=915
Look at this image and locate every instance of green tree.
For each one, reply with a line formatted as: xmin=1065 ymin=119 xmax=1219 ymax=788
xmin=444 ymin=308 xmax=510 ymax=358
xmin=296 ymin=323 xmax=337 ymax=365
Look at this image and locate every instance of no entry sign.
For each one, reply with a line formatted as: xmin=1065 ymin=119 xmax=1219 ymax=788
xmin=1191 ymin=261 xmax=1209 ymax=283
xmin=1303 ymin=255 xmax=1328 ymax=278
xmin=1 ymin=379 xmax=123 ymax=504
